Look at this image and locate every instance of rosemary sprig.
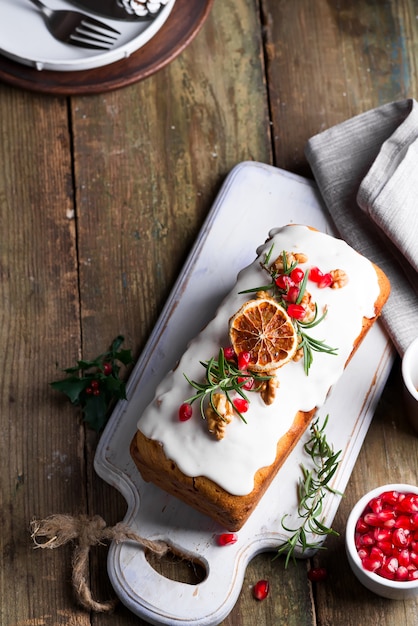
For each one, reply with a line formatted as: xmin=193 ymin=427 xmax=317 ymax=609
xmin=240 ymin=247 xmax=337 ymax=374
xmin=277 ymin=415 xmax=342 ymax=567
xmin=183 ymin=348 xmax=271 ymax=423
xmin=297 ymin=305 xmax=338 ymax=375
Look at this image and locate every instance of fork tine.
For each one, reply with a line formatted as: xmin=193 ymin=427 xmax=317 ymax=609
xmin=70 ymin=31 xmax=114 ymax=49
xmin=68 ymin=36 xmax=113 ymax=50
xmin=81 ymin=17 xmax=120 ymax=35
xmin=77 ymin=22 xmax=119 ymax=41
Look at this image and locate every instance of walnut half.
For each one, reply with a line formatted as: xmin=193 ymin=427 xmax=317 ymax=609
xmin=205 ymin=393 xmax=234 ymax=440
xmin=330 ymin=269 xmax=349 ymax=289
xmin=259 ymin=375 xmax=280 ymax=405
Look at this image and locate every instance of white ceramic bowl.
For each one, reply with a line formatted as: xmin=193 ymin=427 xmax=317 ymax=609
xmin=345 ymin=484 xmax=418 ymax=599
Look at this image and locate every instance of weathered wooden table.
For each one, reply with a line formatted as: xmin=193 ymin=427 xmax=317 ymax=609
xmin=1 ymin=1 xmax=418 ymax=624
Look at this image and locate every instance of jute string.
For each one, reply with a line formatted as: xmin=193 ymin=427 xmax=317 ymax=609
xmin=30 ymin=514 xmax=170 ymax=613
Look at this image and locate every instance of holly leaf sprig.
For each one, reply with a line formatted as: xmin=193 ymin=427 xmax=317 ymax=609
xmin=277 ymin=415 xmax=342 ymax=567
xmin=183 ymin=348 xmax=272 ymax=423
xmin=50 ymin=335 xmax=133 ymax=432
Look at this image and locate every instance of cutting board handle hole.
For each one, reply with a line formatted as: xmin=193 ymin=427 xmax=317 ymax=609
xmin=145 ymin=546 xmax=207 ymax=585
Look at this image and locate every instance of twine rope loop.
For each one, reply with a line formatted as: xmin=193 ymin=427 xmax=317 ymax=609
xmin=30 ymin=513 xmax=169 ymax=613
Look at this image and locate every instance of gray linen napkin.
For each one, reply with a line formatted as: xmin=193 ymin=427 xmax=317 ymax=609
xmin=305 ymin=98 xmax=418 ymax=357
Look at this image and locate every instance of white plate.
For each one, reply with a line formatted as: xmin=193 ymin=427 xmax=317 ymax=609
xmin=94 ymin=162 xmax=395 ymax=626
xmin=0 ymin=0 xmax=175 ymax=72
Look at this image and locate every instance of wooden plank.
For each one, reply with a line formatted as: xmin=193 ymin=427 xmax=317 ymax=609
xmin=263 ymin=0 xmax=418 ymax=177
xmin=69 ymin=0 xmax=276 ymax=623
xmin=0 ymin=86 xmax=89 ymax=625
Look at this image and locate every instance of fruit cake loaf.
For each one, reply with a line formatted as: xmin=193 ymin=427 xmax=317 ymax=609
xmin=130 ymin=225 xmax=390 ymax=530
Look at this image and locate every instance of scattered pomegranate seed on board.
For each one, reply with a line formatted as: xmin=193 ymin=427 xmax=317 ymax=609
xmin=252 ymin=579 xmax=269 ymax=600
xmin=216 ymin=533 xmax=238 ymax=546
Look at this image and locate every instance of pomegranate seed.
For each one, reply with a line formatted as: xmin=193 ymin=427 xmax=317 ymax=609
xmin=275 ymin=274 xmax=292 ymax=290
xmin=363 ymin=513 xmax=383 ymax=527
xmin=364 ymin=510 xmax=395 ymax=526
xmin=237 ymin=351 xmax=251 ymax=371
xmin=217 ymin=533 xmax=238 ymax=546
xmin=394 ymin=514 xmax=412 ymax=529
xmin=382 ymin=490 xmax=400 ymax=506
xmin=223 ymin=346 xmax=235 ymax=361
xmin=409 ymin=569 xmax=418 ymax=580
xmin=178 ymin=403 xmax=193 ymax=422
xmin=410 ymin=513 xmax=418 ymax=530
xmin=370 ymin=546 xmax=384 ymax=560
xmin=318 ymin=273 xmax=333 ymax=288
xmin=290 ymin=267 xmax=305 ymax=284
xmin=377 ymin=567 xmax=394 ymax=580
xmin=356 ymin=517 xmax=369 ymax=533
xmin=398 ymin=549 xmax=411 ymax=567
xmin=373 ymin=527 xmax=392 ymax=542
xmin=287 ymin=304 xmax=306 ymax=320
xmin=357 ymin=548 xmax=369 ymax=560
xmin=252 ymin=579 xmax=269 ymax=601
xmin=385 ymin=556 xmax=399 ymax=574
xmin=393 ymin=528 xmax=410 ymax=548
xmin=398 ymin=494 xmax=418 ymax=514
xmin=309 ymin=266 xmax=323 ymax=282
xmin=285 ymin=286 xmax=300 ymax=303
xmin=233 ymin=398 xmax=249 ymax=413
xmin=377 ymin=540 xmax=394 ymax=556
xmin=396 ymin=566 xmax=409 ymax=581
xmin=358 ymin=532 xmax=375 ymax=547
xmin=307 ymin=567 xmax=327 ymax=582
xmin=368 ymin=497 xmax=383 ymax=514
xmin=362 ymin=556 xmax=382 ymax=572
xmin=238 ymin=376 xmax=254 ymax=390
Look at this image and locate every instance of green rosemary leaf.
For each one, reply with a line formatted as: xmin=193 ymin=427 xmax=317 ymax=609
xmin=295 ymin=269 xmax=309 ymax=304
xmin=301 ymin=341 xmax=313 ymax=376
xmin=277 ymin=415 xmax=342 ymax=566
xmin=264 ymin=243 xmax=275 ymax=265
xmin=297 ymin=305 xmax=327 ymax=329
xmin=183 ymin=374 xmax=208 ymax=393
xmin=239 ymin=282 xmax=276 ymax=295
xmin=298 ymin=526 xmax=308 ymax=551
xmin=218 ymin=348 xmax=226 ymax=376
xmin=303 ymin=335 xmax=338 ymax=354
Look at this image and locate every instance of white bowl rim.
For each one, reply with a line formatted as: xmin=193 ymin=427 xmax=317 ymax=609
xmin=402 ymin=336 xmax=418 ymax=400
xmin=346 ymin=483 xmax=418 ymax=589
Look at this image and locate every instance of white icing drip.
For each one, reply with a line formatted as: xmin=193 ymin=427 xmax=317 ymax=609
xmin=137 ymin=225 xmax=380 ymax=496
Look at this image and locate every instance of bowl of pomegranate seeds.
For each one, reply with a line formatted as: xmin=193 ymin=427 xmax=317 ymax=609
xmin=346 ymin=484 xmax=418 ymax=599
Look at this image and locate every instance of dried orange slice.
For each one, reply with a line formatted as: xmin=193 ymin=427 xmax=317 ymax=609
xmin=229 ymin=295 xmax=298 ymax=372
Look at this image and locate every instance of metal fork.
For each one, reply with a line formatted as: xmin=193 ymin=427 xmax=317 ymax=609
xmin=27 ymin=0 xmax=121 ymax=50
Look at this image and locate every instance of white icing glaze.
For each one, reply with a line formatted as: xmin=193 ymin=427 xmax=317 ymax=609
xmin=137 ymin=225 xmax=380 ymax=496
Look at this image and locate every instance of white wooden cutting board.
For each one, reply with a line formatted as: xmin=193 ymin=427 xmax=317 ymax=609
xmin=94 ymin=162 xmax=395 ymax=626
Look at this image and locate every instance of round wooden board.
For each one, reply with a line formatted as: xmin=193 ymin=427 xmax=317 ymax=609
xmin=0 ymin=0 xmax=214 ymax=95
